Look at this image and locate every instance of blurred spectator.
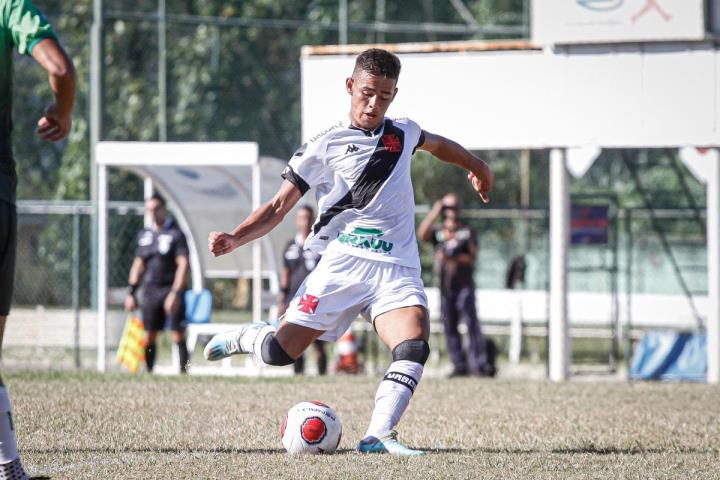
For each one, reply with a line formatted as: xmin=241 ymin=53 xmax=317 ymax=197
xmin=506 ymin=255 xmax=526 ymax=290
xmin=418 ymin=193 xmax=495 ymax=377
xmin=278 ymin=205 xmax=327 ymax=375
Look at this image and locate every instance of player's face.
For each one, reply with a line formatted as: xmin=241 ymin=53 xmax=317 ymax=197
xmin=296 ymin=208 xmax=313 ymax=235
xmin=146 ymin=199 xmax=167 ymax=227
xmin=443 ymin=210 xmax=460 ymax=232
xmin=346 ymin=70 xmax=397 ymax=131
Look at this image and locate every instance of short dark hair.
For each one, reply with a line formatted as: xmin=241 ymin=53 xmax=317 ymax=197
xmin=298 ymin=204 xmax=315 ymax=217
xmin=353 ymin=48 xmax=401 ymax=80
xmin=150 ymin=192 xmax=166 ymax=206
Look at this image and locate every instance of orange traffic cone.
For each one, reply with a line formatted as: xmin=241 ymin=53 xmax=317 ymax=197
xmin=335 ymin=330 xmax=360 ymax=374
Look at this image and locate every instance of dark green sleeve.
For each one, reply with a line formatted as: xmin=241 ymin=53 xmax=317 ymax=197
xmin=6 ymin=0 xmax=57 ymax=56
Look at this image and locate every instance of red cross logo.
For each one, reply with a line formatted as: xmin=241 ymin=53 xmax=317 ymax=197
xmin=297 ymin=294 xmax=320 ymax=314
xmin=381 ymin=134 xmax=402 ymax=153
xmin=632 ymin=0 xmax=672 ymax=23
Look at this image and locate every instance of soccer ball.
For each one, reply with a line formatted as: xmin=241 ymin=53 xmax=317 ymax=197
xmin=280 ymin=401 xmax=342 ymax=454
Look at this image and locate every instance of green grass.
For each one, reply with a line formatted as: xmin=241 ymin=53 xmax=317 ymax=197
xmin=8 ymin=371 xmax=720 ymax=479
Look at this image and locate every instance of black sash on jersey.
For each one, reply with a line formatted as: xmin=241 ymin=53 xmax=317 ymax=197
xmin=313 ymin=119 xmax=405 ymax=236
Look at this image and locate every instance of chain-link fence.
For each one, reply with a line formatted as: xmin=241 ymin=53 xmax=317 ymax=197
xmin=5 ymin=199 xmax=708 ymax=371
xmin=14 ymin=202 xmax=147 ymax=309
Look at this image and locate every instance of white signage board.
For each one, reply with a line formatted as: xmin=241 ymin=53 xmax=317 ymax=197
xmin=532 ymin=0 xmax=706 ymax=45
xmin=301 ymin=45 xmax=720 ymax=149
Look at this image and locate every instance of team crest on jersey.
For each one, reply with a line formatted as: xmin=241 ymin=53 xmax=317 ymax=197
xmin=157 ymin=234 xmax=173 ymax=255
xmin=338 ymin=227 xmax=394 ymax=253
xmin=381 ymin=134 xmax=402 ymax=153
xmin=298 ymin=294 xmax=320 ymax=314
xmin=138 ymin=231 xmax=153 ymax=247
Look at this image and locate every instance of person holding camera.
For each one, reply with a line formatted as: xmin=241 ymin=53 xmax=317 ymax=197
xmin=418 ymin=193 xmax=495 ymax=377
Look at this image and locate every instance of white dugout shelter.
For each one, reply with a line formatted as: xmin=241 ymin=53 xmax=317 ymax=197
xmin=300 ymin=0 xmax=720 ymax=382
xmin=95 ymin=142 xmax=293 ymax=372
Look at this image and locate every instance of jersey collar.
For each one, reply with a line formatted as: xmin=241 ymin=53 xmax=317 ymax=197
xmin=154 ymin=218 xmax=173 ymax=232
xmin=347 ymin=118 xmax=385 ymax=137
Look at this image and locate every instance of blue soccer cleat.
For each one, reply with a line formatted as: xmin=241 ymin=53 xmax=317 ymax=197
xmin=203 ymin=322 xmax=273 ymax=361
xmin=356 ymin=430 xmax=425 ymax=456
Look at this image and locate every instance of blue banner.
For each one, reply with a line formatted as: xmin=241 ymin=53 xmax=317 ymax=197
xmin=630 ymin=331 xmax=706 ymax=382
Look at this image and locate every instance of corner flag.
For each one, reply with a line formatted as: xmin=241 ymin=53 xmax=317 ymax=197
xmin=116 ymin=315 xmax=147 ymax=373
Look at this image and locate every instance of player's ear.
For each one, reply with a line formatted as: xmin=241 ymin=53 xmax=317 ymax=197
xmin=346 ymin=77 xmax=354 ymax=95
xmin=391 ymin=86 xmax=398 ymax=101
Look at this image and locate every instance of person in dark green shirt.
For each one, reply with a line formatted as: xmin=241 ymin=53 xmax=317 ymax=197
xmin=0 ymin=1 xmax=75 ymax=477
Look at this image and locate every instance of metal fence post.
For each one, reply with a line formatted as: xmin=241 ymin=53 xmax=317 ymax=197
xmin=73 ymin=207 xmax=81 ymax=369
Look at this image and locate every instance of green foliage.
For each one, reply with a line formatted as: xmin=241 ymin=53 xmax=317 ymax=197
xmin=11 ymin=0 xmax=527 ymax=201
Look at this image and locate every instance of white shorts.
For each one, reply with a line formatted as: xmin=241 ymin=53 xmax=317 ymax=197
xmin=284 ymin=250 xmax=428 ymax=341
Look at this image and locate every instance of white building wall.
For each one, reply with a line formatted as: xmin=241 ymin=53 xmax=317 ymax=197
xmin=302 ymin=43 xmax=720 ymax=149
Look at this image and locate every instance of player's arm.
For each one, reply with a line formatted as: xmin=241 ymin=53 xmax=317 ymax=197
xmin=417 ymin=199 xmax=444 ymax=242
xmin=164 ymin=255 xmax=189 ymax=315
xmin=30 ymin=38 xmax=76 ymax=142
xmin=418 ymin=131 xmax=493 ymax=203
xmin=209 ymin=180 xmax=303 ymax=257
xmin=124 ymin=257 xmax=145 ymax=312
xmin=277 ymin=266 xmax=291 ymax=317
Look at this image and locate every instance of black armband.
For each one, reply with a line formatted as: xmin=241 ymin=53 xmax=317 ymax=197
xmin=279 ymin=286 xmax=290 ymax=296
xmin=128 ymin=284 xmax=138 ymax=296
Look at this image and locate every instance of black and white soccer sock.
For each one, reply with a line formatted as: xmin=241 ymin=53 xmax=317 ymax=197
xmin=364 ymin=359 xmax=424 ymax=439
xmin=0 ymin=387 xmax=20 ymax=468
xmin=242 ymin=323 xmax=295 ymax=367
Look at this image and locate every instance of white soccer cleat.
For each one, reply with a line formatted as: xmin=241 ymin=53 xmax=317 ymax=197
xmin=203 ymin=322 xmax=273 ymax=361
xmin=0 ymin=458 xmax=28 ymax=480
xmin=356 ymin=430 xmax=425 ymax=456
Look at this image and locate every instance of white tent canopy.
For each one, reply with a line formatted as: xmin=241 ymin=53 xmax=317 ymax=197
xmin=95 ymin=142 xmax=295 ymax=372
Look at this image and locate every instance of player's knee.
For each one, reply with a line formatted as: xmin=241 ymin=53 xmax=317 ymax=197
xmin=261 ymin=335 xmax=295 ymax=366
xmin=392 ymin=339 xmax=430 ymax=365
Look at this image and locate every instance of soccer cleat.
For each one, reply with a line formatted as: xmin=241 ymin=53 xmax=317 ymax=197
xmin=203 ymin=322 xmax=272 ymax=361
xmin=356 ymin=430 xmax=425 ymax=456
xmin=0 ymin=458 xmax=28 ymax=480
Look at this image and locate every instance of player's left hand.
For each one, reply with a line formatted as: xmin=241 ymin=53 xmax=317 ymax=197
xmin=468 ymin=172 xmax=491 ymax=204
xmin=36 ymin=104 xmax=72 ymax=142
xmin=164 ymin=290 xmax=180 ymax=315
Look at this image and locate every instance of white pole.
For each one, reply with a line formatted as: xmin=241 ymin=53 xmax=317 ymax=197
xmin=252 ymin=162 xmax=262 ymax=322
xmin=143 ymin=178 xmax=153 ymax=228
xmin=707 ymin=149 xmax=720 ymax=384
xmin=549 ymin=148 xmax=570 ymax=381
xmin=97 ymin=164 xmax=108 ymax=372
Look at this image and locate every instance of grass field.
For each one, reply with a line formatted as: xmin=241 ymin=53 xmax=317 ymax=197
xmin=10 ymin=371 xmax=720 ymax=479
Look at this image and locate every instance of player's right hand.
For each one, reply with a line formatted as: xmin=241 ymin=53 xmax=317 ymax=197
xmin=208 ymin=231 xmax=240 ymax=257
xmin=36 ymin=104 xmax=72 ymax=142
xmin=124 ymin=294 xmax=137 ymax=312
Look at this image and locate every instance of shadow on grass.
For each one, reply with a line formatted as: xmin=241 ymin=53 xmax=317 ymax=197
xmin=25 ymin=447 xmax=287 ymax=455
xmin=420 ymin=447 xmax=718 ymax=455
xmin=550 ymin=446 xmax=718 ymax=455
xmin=27 ymin=446 xmax=719 ymax=456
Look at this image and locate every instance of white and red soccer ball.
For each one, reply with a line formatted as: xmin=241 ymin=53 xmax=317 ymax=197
xmin=280 ymin=401 xmax=342 ymax=454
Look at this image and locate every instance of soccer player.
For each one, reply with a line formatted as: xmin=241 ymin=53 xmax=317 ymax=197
xmin=278 ymin=205 xmax=327 ymax=376
xmin=204 ymin=48 xmax=493 ymax=456
xmin=1 ymin=1 xmax=76 ymax=476
xmin=125 ymin=193 xmax=190 ymax=373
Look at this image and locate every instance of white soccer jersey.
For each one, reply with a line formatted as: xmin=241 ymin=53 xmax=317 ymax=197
xmin=281 ymin=117 xmax=425 ymax=270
